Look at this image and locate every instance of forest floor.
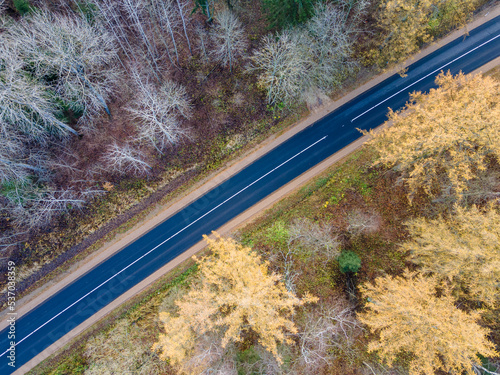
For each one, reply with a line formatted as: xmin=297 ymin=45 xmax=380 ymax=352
xmin=18 ymin=4 xmax=500 ymax=374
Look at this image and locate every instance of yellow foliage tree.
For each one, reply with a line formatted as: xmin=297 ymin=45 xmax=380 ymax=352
xmin=364 ymin=72 xmax=500 ymax=200
xmin=372 ymin=0 xmax=478 ymax=65
xmin=358 ymin=271 xmax=498 ymax=375
xmin=403 ymin=204 xmax=500 ymax=307
xmin=152 ymin=233 xmax=316 ymax=370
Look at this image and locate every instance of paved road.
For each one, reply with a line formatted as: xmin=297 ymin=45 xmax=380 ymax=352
xmin=1 ymin=16 xmax=500 ymax=374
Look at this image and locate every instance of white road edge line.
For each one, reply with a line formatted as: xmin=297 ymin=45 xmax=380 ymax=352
xmin=350 ymin=33 xmax=500 ymax=123
xmin=0 ymin=135 xmax=328 ymax=358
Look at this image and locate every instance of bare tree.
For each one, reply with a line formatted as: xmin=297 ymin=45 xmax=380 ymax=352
xmin=2 ymin=182 xmax=86 ymax=229
xmin=288 ymin=218 xmax=341 ymax=261
xmin=248 ymin=29 xmax=308 ymax=105
xmin=270 ymin=218 xmax=340 ymax=294
xmin=175 ymin=0 xmax=192 ymax=55
xmin=85 ymin=0 xmax=136 ymax=65
xmin=304 ymin=1 xmax=358 ymax=93
xmin=0 ymin=136 xmax=45 ymax=184
xmin=295 ymin=299 xmax=362 ymax=374
xmin=150 ymin=0 xmax=181 ymax=64
xmin=126 ymin=74 xmax=192 ymax=151
xmin=85 ymin=0 xmax=193 ymax=72
xmin=9 ymin=10 xmax=121 ymax=126
xmin=150 ymin=0 xmax=193 ymax=63
xmin=0 ymin=230 xmax=28 ymax=256
xmin=472 ymin=363 xmax=500 ymax=375
xmin=195 ymin=21 xmax=210 ymax=61
xmin=249 ymin=1 xmax=363 ymax=105
xmin=0 ymin=47 xmax=77 ymax=142
xmin=346 ymin=209 xmax=380 ymax=237
xmin=103 ymin=142 xmax=151 ymax=176
xmin=176 ymin=333 xmax=238 ymax=375
xmin=277 ymin=244 xmax=301 ymax=294
xmin=336 ymin=0 xmax=369 ymax=23
xmin=210 ymin=9 xmax=247 ymax=72
xmin=122 ymin=0 xmax=163 ymax=76
xmin=250 ymin=345 xmax=284 ymax=375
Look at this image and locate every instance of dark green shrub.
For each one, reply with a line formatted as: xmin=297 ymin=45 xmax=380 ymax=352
xmin=338 ymin=250 xmax=361 ymax=274
xmin=13 ymin=0 xmax=32 ymax=16
xmin=262 ymin=0 xmax=316 ymax=28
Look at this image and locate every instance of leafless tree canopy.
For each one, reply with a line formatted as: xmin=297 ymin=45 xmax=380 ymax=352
xmin=7 ymin=10 xmax=120 ymax=126
xmin=84 ymin=0 xmax=192 ymax=70
xmin=249 ymin=1 xmax=362 ymax=106
xmin=288 ymin=218 xmax=341 ymax=260
xmin=0 ymin=47 xmax=76 ymax=142
xmin=175 ymin=333 xmax=238 ymax=375
xmin=0 ymin=137 xmax=30 ymax=184
xmin=85 ymin=320 xmax=169 ymax=375
xmin=249 ymin=29 xmax=308 ymax=105
xmin=303 ymin=1 xmax=360 ymax=93
xmin=210 ymin=9 xmax=248 ymax=72
xmin=0 ymin=0 xmax=201 ymax=236
xmin=126 ymin=74 xmax=192 ymax=151
xmin=2 ymin=182 xmax=86 ymax=229
xmin=0 ymin=136 xmax=50 ymax=186
xmin=275 ymin=218 xmax=340 ymax=294
xmin=347 ymin=209 xmax=380 ymax=236
xmin=296 ymin=299 xmax=362 ymax=374
xmin=103 ymin=142 xmax=151 ymax=176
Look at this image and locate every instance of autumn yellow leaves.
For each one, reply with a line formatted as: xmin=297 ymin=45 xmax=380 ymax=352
xmin=404 ymin=204 xmax=500 ymax=308
xmin=364 ymin=71 xmax=500 ymax=202
xmin=152 ymin=233 xmax=317 ymax=374
xmin=359 ymin=72 xmax=500 ymax=374
xmin=368 ymin=0 xmax=480 ymax=65
xmin=360 ymin=210 xmax=500 ymax=375
xmin=359 ymin=271 xmax=497 ymax=375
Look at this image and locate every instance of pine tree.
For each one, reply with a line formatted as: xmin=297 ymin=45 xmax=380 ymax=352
xmin=262 ymin=0 xmax=316 ymax=28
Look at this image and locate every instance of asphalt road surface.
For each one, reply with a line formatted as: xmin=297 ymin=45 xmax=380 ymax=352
xmin=1 ymin=15 xmax=500 ymax=374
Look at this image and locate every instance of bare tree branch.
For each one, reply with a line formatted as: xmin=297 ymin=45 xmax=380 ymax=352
xmin=248 ymin=29 xmax=308 ymax=105
xmin=126 ymin=72 xmax=192 ymax=151
xmin=9 ymin=10 xmax=121 ymax=127
xmin=2 ymin=181 xmax=88 ymax=229
xmin=103 ymin=142 xmax=152 ymax=176
xmin=0 ymin=45 xmax=76 ymax=141
xmin=210 ymin=9 xmax=247 ymax=72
